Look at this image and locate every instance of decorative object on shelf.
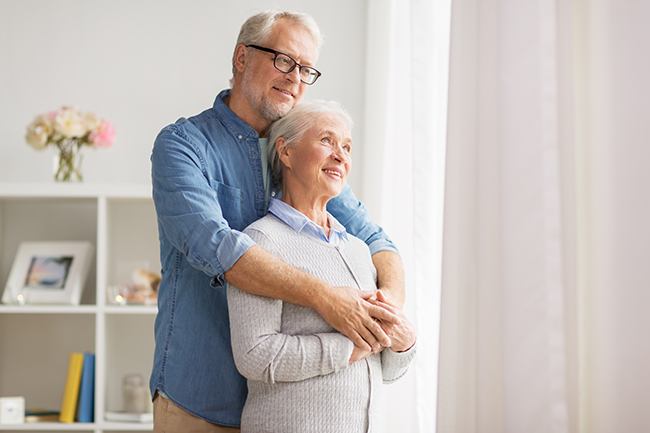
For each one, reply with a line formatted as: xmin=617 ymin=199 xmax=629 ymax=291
xmin=25 ymin=105 xmax=115 ymax=182
xmin=123 ymin=374 xmax=150 ymax=414
xmin=1 ymin=241 xmax=94 ymax=306
xmin=0 ymin=396 xmax=25 ymax=425
xmin=107 ymin=268 xmax=161 ymax=306
xmin=103 ymin=374 xmax=153 ymax=424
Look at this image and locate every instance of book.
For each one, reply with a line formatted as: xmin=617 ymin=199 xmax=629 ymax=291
xmin=59 ymin=352 xmax=84 ymax=423
xmin=105 ymin=411 xmax=153 ymax=423
xmin=77 ymin=353 xmax=95 ymax=422
xmin=24 ymin=409 xmax=60 ymax=423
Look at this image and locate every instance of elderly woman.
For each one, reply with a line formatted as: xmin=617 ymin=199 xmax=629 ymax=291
xmin=227 ymin=100 xmax=416 ymax=433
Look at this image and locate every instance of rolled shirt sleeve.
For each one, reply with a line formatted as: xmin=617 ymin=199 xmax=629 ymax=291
xmin=151 ymin=119 xmax=260 ymax=285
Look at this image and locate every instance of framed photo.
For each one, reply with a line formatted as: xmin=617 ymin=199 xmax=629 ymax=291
xmin=2 ymin=241 xmax=94 ymax=306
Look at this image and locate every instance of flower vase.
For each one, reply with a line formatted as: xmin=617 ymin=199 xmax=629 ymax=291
xmin=54 ymin=140 xmax=84 ymax=182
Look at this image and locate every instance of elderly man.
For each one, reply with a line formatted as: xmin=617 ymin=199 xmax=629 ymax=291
xmin=150 ymin=10 xmax=405 ymax=432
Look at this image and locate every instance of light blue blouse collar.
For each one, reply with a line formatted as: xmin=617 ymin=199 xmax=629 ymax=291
xmin=268 ymin=198 xmax=348 ymax=246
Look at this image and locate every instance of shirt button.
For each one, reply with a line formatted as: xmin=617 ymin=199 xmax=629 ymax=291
xmin=271 ymin=191 xmax=276 ymax=197
xmin=238 ymin=135 xmax=243 ymax=139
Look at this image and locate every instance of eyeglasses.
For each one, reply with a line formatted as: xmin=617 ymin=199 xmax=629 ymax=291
xmin=246 ymin=45 xmax=322 ymax=85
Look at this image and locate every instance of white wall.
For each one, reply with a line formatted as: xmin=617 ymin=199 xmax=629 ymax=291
xmin=0 ymin=0 xmax=367 ymax=192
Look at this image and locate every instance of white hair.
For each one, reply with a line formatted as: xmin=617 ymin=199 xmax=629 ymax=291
xmin=230 ymin=10 xmax=324 ymax=87
xmin=267 ymin=100 xmax=353 ymax=188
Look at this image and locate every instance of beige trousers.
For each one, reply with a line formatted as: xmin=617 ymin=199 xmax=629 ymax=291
xmin=153 ymin=393 xmax=241 ymax=433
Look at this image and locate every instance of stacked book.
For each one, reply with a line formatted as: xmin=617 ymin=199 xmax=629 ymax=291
xmin=59 ymin=352 xmax=95 ymax=423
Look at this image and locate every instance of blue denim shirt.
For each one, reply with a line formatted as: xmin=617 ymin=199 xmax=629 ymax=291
xmin=149 ymin=89 xmax=398 ymax=427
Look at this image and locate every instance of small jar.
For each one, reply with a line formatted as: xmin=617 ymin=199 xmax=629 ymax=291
xmin=123 ymin=374 xmax=147 ymax=414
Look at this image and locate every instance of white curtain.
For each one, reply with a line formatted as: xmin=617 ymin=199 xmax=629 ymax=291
xmin=363 ymin=1 xmax=451 ymax=432
xmin=436 ymin=0 xmax=650 ymax=432
xmin=438 ymin=0 xmax=576 ymax=431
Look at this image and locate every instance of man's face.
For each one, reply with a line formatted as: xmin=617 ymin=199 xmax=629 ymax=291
xmin=240 ymin=19 xmax=317 ymax=123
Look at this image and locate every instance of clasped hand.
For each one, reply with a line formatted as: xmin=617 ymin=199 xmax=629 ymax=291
xmin=348 ymin=290 xmax=416 ymax=363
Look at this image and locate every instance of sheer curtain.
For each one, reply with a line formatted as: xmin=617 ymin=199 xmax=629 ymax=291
xmin=436 ymin=0 xmax=650 ymax=432
xmin=362 ymin=1 xmax=451 ymax=432
xmin=437 ymin=0 xmax=578 ymax=431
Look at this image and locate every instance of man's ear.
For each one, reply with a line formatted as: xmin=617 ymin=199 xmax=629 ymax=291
xmin=276 ymin=137 xmax=291 ymax=169
xmin=233 ymin=44 xmax=248 ymax=73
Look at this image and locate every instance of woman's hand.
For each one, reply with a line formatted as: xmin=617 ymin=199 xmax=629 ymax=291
xmin=370 ymin=291 xmax=416 ymax=353
xmin=349 ymin=343 xmax=376 ymax=364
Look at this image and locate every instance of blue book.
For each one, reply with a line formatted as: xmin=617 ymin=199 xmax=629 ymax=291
xmin=77 ymin=353 xmax=95 ymax=422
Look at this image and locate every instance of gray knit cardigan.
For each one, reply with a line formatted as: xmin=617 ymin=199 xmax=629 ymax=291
xmin=227 ymin=213 xmax=416 ymax=433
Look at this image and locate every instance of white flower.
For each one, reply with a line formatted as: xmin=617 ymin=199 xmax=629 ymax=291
xmin=53 ymin=106 xmax=87 ymax=138
xmin=84 ymin=112 xmax=101 ymax=131
xmin=25 ymin=114 xmax=53 ymax=150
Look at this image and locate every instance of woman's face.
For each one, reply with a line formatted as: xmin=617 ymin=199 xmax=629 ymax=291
xmin=279 ymin=112 xmax=352 ymax=203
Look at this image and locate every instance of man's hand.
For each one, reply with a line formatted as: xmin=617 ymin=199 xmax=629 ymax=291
xmin=315 ymin=285 xmax=400 ymax=352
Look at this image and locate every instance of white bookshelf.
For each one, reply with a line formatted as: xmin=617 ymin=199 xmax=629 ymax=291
xmin=0 ymin=183 xmax=159 ymax=432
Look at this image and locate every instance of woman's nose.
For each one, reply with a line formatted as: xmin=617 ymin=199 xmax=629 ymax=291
xmin=331 ymin=146 xmax=347 ymax=162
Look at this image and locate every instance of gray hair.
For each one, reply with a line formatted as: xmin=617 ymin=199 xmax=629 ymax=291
xmin=230 ymin=10 xmax=324 ymax=86
xmin=268 ymin=100 xmax=353 ymax=189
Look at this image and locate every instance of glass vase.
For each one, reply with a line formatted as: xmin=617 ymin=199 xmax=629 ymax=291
xmin=54 ymin=140 xmax=84 ymax=182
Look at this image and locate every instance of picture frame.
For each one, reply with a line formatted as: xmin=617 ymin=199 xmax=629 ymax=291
xmin=2 ymin=241 xmax=94 ymax=306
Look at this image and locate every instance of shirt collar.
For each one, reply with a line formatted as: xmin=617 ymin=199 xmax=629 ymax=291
xmin=213 ymin=89 xmax=259 ymax=142
xmin=268 ymin=198 xmax=348 ymax=246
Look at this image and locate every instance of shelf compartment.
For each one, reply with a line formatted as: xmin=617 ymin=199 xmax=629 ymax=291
xmin=0 ymin=197 xmax=98 ymax=306
xmin=0 ymin=314 xmax=95 ymax=413
xmin=103 ymin=315 xmax=155 ymax=415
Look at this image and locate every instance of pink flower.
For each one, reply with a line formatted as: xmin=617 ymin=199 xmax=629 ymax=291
xmin=89 ymin=119 xmax=115 ymax=148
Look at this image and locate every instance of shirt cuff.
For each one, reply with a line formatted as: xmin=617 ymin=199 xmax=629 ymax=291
xmin=368 ymin=238 xmax=400 ymax=256
xmin=210 ymin=229 xmax=256 ymax=288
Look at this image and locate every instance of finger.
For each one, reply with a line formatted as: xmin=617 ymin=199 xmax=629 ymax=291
xmin=376 ymin=290 xmax=388 ymax=304
xmin=365 ymin=295 xmax=397 ymax=313
xmin=358 ymin=290 xmax=377 ymax=300
xmin=371 ymin=299 xmax=400 ymax=315
xmin=365 ymin=317 xmax=391 ymax=348
xmin=375 ymin=291 xmax=399 ymax=309
xmin=368 ymin=303 xmax=401 ymax=325
xmin=347 ymin=330 xmax=373 ymax=352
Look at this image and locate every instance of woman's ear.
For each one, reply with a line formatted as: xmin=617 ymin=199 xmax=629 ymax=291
xmin=233 ymin=44 xmax=248 ymax=73
xmin=276 ymin=137 xmax=292 ymax=169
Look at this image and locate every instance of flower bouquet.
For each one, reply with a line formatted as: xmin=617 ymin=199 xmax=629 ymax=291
xmin=25 ymin=106 xmax=115 ymax=181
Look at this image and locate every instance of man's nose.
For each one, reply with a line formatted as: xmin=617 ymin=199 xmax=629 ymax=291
xmin=285 ymin=66 xmax=301 ymax=83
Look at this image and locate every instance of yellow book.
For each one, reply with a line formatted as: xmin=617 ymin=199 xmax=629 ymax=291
xmin=59 ymin=352 xmax=84 ymax=423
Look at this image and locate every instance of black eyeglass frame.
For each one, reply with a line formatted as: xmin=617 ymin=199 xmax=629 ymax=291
xmin=245 ymin=44 xmax=322 ymax=85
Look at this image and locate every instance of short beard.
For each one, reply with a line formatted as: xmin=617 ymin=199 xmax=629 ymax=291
xmin=241 ymin=72 xmax=292 ymax=122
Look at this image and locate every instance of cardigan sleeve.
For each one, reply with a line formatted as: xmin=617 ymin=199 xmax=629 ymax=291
xmin=380 ymin=341 xmax=417 ymax=384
